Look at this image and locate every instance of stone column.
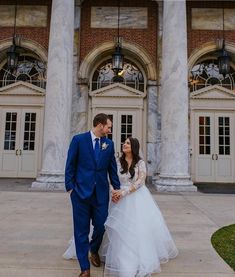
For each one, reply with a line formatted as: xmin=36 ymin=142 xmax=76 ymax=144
xmin=155 ymin=0 xmax=196 ymax=191
xmin=146 ymin=81 xmax=159 ymax=183
xmin=32 ymin=0 xmax=74 ymax=190
xmin=71 ymin=2 xmax=87 ymax=136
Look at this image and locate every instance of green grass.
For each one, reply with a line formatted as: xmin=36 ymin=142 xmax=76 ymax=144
xmin=211 ymin=224 xmax=235 ymax=271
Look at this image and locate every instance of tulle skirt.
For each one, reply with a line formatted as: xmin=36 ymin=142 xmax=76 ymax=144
xmin=63 ymin=237 xmax=77 ymax=260
xmin=62 ymin=225 xmax=93 ymax=260
xmin=99 ymin=185 xmax=178 ymax=277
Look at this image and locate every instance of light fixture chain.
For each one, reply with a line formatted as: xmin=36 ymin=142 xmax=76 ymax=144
xmin=117 ymin=0 xmax=120 ymax=46
xmin=13 ymin=0 xmax=18 ymax=41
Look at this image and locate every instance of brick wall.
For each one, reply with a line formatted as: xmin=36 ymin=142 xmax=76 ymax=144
xmin=0 ymin=0 xmax=51 ymax=50
xmin=187 ymin=1 xmax=235 ymax=56
xmin=80 ymin=0 xmax=158 ymax=66
xmin=1 ymin=1 xmax=235 ymax=65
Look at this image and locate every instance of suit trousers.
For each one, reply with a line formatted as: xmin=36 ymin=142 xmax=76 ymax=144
xmin=70 ymin=188 xmax=109 ymax=271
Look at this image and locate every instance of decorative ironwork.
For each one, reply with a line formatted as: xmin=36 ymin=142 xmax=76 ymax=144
xmin=0 ymin=55 xmax=46 ymax=89
xmin=189 ymin=59 xmax=235 ymax=92
xmin=92 ymin=59 xmax=145 ymax=92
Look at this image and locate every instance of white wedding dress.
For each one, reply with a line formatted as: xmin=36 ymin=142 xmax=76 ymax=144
xmin=63 ymin=160 xmax=178 ymax=276
xmin=100 ymin=160 xmax=178 ymax=277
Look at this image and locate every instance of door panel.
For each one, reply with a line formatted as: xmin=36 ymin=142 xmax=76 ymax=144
xmin=194 ymin=111 xmax=234 ymax=183
xmin=105 ymin=111 xmax=118 ymax=147
xmin=94 ymin=109 xmax=139 ymax=157
xmin=18 ymin=110 xmax=40 ymax=177
xmin=0 ymin=110 xmax=21 ymax=177
xmin=0 ymin=108 xmax=40 ymax=178
xmin=195 ymin=113 xmax=215 ymax=182
xmin=117 ymin=111 xmax=137 ymax=155
xmin=215 ymin=114 xmax=234 ymax=182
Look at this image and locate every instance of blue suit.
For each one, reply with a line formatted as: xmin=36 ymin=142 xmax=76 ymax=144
xmin=65 ymin=131 xmax=120 ymax=270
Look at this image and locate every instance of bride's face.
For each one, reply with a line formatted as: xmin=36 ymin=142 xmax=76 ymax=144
xmin=122 ymin=139 xmax=132 ymax=154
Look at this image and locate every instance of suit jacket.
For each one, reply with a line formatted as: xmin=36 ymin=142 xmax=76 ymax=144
xmin=65 ymin=131 xmax=120 ymax=204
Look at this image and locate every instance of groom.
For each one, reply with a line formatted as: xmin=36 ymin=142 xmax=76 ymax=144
xmin=65 ymin=113 xmax=121 ymax=277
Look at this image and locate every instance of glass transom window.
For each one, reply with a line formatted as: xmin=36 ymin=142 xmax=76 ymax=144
xmin=0 ymin=55 xmax=46 ymax=89
xmin=189 ymin=59 xmax=235 ymax=92
xmin=92 ymin=59 xmax=145 ymax=92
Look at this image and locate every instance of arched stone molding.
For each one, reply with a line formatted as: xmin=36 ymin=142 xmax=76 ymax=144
xmin=0 ymin=38 xmax=48 ymax=63
xmin=78 ymin=41 xmax=157 ymax=82
xmin=188 ymin=41 xmax=235 ymax=74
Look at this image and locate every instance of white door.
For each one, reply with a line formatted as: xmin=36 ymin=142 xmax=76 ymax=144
xmin=0 ymin=108 xmax=40 ymax=178
xmin=194 ymin=112 xmax=234 ymax=182
xmin=94 ymin=109 xmax=140 ymax=157
xmin=215 ymin=113 xmax=234 ymax=182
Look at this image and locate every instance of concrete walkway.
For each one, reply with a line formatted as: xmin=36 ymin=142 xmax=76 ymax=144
xmin=0 ymin=183 xmax=234 ymax=277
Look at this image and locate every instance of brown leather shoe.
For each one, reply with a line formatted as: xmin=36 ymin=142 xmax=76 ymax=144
xmin=78 ymin=269 xmax=90 ymax=277
xmin=90 ymin=252 xmax=101 ymax=267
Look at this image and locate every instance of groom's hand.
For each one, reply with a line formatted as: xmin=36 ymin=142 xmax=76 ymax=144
xmin=68 ymin=189 xmax=73 ymax=195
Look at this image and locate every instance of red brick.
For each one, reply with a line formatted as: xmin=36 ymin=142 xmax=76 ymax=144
xmin=80 ymin=0 xmax=158 ymax=67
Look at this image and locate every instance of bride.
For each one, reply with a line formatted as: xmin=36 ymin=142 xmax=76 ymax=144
xmin=64 ymin=137 xmax=178 ymax=276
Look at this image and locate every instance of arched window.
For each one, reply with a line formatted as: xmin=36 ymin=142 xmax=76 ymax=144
xmin=189 ymin=59 xmax=235 ymax=92
xmin=91 ymin=59 xmax=145 ymax=92
xmin=0 ymin=55 xmax=46 ymax=89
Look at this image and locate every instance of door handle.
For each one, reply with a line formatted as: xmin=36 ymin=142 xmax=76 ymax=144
xmin=15 ymin=149 xmax=22 ymax=156
xmin=212 ymin=154 xmax=218 ymax=160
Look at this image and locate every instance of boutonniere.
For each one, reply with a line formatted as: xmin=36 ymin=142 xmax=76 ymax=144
xmin=101 ymin=142 xmax=109 ymax=150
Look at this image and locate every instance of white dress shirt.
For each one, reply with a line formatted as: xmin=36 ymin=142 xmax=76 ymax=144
xmin=90 ymin=130 xmax=100 ymax=149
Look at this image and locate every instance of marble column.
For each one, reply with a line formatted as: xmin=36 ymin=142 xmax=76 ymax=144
xmin=70 ymin=2 xmax=89 ymax=136
xmin=71 ymin=80 xmax=89 ymax=135
xmin=146 ymin=81 xmax=160 ymax=183
xmin=32 ymin=0 xmax=74 ymax=190
xmin=155 ymin=0 xmax=196 ymax=191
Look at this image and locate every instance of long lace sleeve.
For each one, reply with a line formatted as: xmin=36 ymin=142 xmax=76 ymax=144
xmin=132 ymin=160 xmax=146 ymax=189
xmin=121 ymin=160 xmax=146 ymax=197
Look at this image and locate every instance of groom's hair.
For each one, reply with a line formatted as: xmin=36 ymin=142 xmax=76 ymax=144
xmin=93 ymin=113 xmax=110 ymax=127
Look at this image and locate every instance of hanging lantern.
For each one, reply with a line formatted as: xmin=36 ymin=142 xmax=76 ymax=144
xmin=7 ymin=44 xmax=19 ymax=71
xmin=112 ymin=45 xmax=124 ymax=74
xmin=217 ymin=8 xmax=231 ymax=78
xmin=6 ymin=2 xmax=21 ymax=71
xmin=218 ymin=47 xmax=231 ymax=78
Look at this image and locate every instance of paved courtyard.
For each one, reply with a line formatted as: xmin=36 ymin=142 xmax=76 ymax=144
xmin=0 ymin=180 xmax=234 ymax=277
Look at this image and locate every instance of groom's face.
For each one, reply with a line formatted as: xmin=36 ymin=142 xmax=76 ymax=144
xmin=100 ymin=119 xmax=112 ymax=136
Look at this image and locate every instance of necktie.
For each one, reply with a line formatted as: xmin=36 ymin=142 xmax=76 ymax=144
xmin=94 ymin=138 xmax=100 ymax=163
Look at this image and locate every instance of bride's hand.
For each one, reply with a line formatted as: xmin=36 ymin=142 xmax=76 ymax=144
xmin=112 ymin=189 xmax=122 ymax=203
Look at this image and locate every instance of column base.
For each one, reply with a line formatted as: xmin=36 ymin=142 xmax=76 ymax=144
xmin=154 ymin=174 xmax=197 ymax=192
xmin=31 ymin=173 xmax=65 ymax=191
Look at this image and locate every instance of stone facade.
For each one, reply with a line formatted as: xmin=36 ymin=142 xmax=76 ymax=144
xmin=0 ymin=0 xmax=235 ymax=191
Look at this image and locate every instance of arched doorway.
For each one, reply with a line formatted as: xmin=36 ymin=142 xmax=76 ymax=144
xmin=0 ymin=41 xmax=47 ymax=178
xmin=189 ymin=47 xmax=235 ymax=184
xmin=89 ymin=58 xmax=147 ymax=157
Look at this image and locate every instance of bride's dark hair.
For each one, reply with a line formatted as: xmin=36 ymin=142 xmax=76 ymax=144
xmin=120 ymin=137 xmax=141 ymax=179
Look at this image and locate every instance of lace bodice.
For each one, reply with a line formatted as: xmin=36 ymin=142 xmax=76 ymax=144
xmin=117 ymin=159 xmax=146 ymax=196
